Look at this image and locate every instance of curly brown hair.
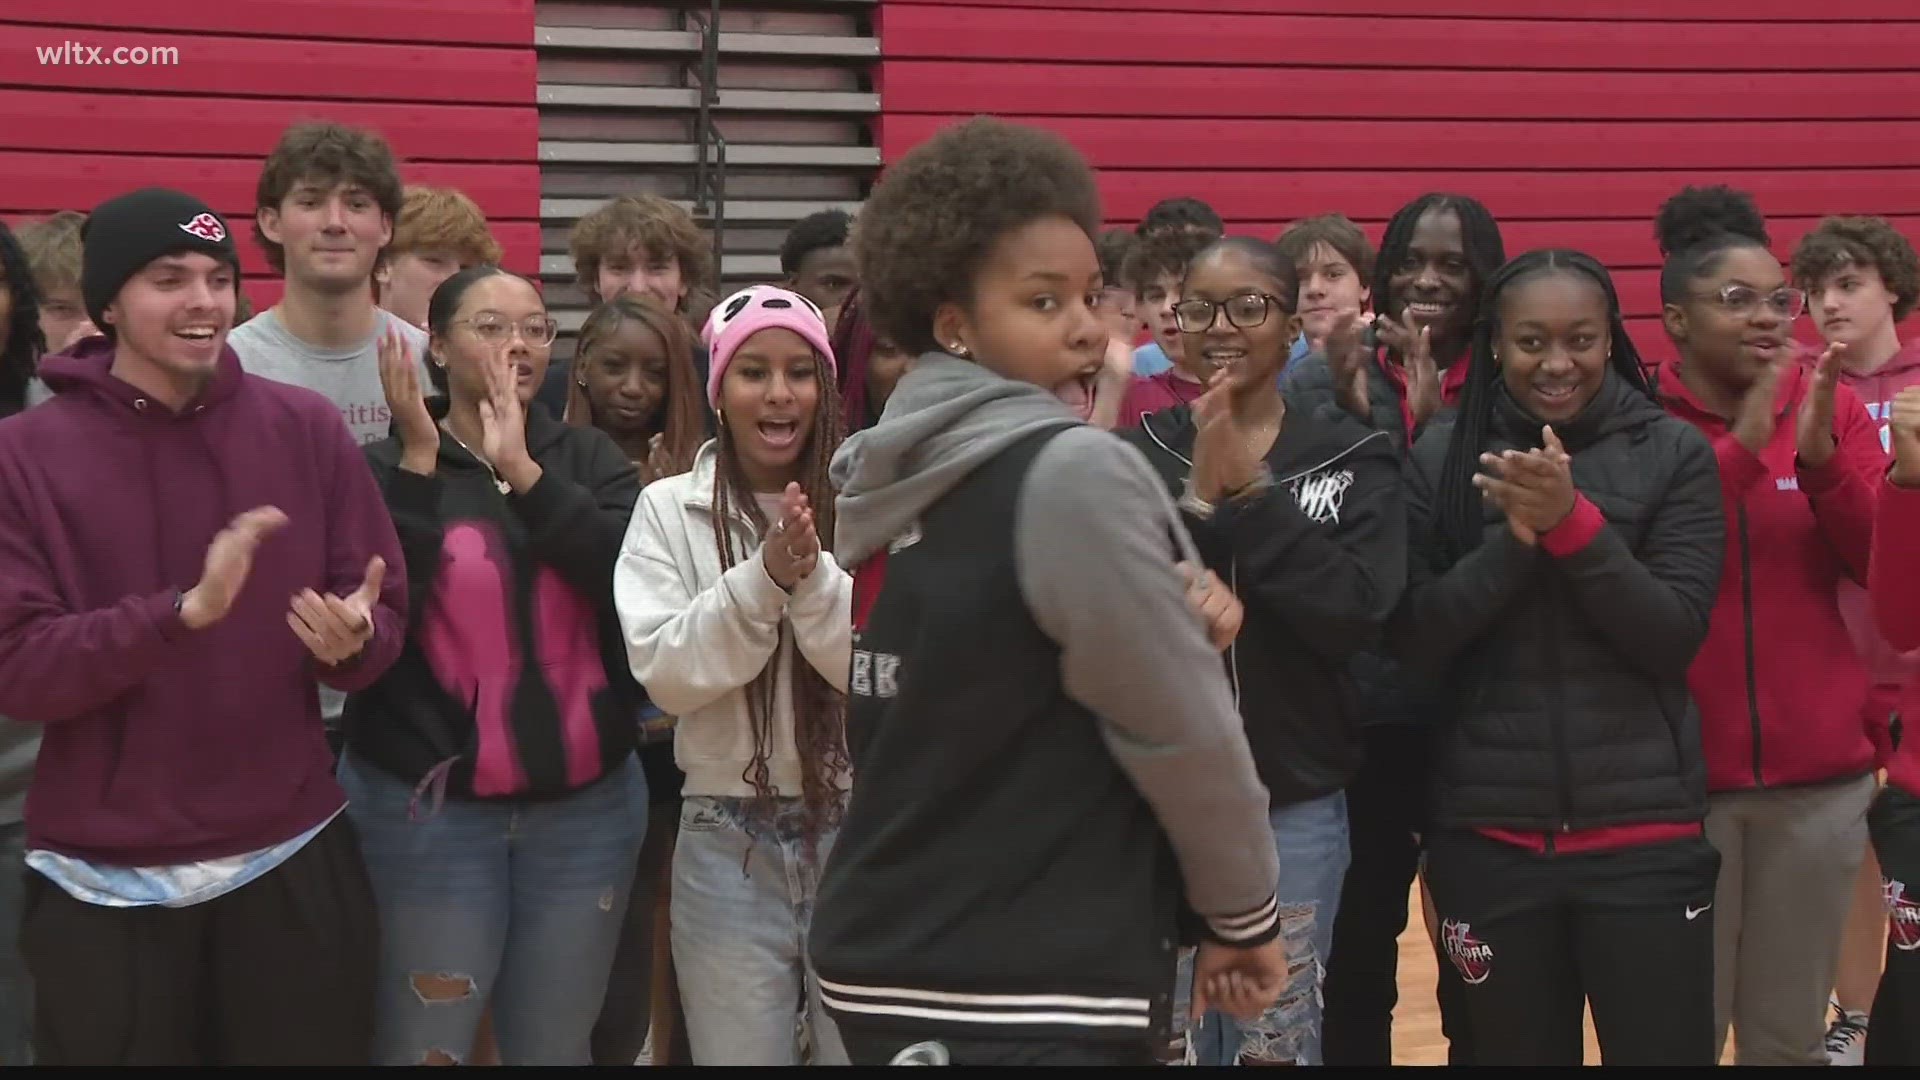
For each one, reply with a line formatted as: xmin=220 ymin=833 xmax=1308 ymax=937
xmin=391 ymin=186 xmax=503 ymax=266
xmin=853 ymin=117 xmax=1103 ymax=357
xmin=709 ymin=369 xmax=849 ymax=858
xmin=569 ymin=195 xmax=716 ymax=310
xmin=1790 ymin=215 xmax=1920 ymax=322
xmin=565 ymin=294 xmax=707 ymax=483
xmin=1275 ymin=213 xmax=1377 ymax=286
xmin=1121 ymin=227 xmax=1216 ymax=296
xmin=253 ymin=122 xmax=405 ymax=274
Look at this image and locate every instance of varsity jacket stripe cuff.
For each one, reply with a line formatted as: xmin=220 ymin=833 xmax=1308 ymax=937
xmin=1207 ymin=893 xmax=1281 ymax=946
xmin=816 ymin=976 xmax=1153 ymax=1032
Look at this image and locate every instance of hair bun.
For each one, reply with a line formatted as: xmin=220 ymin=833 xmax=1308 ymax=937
xmin=1655 ymin=185 xmax=1770 ymax=258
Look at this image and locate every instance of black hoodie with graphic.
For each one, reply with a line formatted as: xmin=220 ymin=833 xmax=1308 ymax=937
xmin=1123 ymin=400 xmax=1408 ymax=806
xmin=347 ymin=405 xmax=645 ymax=802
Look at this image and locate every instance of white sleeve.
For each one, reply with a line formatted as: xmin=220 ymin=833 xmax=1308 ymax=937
xmin=614 ymin=492 xmax=790 ymax=716
xmin=786 ymin=551 xmax=853 ymax=693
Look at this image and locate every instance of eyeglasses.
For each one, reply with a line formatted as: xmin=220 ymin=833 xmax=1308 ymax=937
xmin=452 ymin=315 xmax=560 ymax=347
xmin=1173 ymin=293 xmax=1285 ymax=334
xmin=1696 ymin=284 xmax=1805 ymax=321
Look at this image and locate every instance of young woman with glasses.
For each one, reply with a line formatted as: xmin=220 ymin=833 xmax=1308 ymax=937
xmin=1650 ymin=187 xmax=1890 ymax=1066
xmin=347 ymin=266 xmax=652 ymax=1064
xmin=1122 ymin=237 xmax=1407 ymax=1065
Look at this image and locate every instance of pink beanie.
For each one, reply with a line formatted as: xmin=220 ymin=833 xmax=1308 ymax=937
xmin=701 ymin=285 xmax=838 ymax=410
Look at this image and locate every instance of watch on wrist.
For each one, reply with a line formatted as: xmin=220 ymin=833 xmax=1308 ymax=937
xmin=1223 ymin=464 xmax=1276 ymax=506
xmin=1178 ymin=478 xmax=1217 ymax=521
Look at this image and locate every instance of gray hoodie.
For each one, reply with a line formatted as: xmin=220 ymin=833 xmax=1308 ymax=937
xmin=831 ymin=355 xmax=1279 ymax=926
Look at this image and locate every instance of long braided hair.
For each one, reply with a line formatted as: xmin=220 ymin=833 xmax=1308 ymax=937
xmin=1372 ymin=193 xmax=1506 ymax=366
xmin=708 ymin=356 xmax=849 ymax=858
xmin=1433 ymin=249 xmax=1653 ymax=565
xmin=0 ymin=223 xmax=45 ymax=418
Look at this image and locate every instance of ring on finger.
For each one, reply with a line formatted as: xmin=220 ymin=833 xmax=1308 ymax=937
xmin=787 ymin=543 xmax=803 ymax=559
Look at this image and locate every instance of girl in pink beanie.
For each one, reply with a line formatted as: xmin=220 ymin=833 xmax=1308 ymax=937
xmin=614 ymin=283 xmax=852 ymax=1065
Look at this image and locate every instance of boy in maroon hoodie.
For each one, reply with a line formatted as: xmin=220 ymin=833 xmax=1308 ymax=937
xmin=1865 ymin=386 xmax=1920 ymax=1064
xmin=1651 ymin=186 xmax=1887 ymax=1066
xmin=1791 ymin=215 xmax=1920 ymax=1060
xmin=0 ymin=188 xmax=408 ymax=1065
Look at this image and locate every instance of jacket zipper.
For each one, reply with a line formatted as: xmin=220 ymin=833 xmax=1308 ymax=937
xmin=1737 ymin=504 xmax=1765 ymax=787
xmin=1547 ymin=589 xmax=1573 ymax=848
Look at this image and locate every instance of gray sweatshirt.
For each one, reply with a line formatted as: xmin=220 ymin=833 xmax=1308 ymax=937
xmin=830 ymin=354 xmax=1280 ymax=926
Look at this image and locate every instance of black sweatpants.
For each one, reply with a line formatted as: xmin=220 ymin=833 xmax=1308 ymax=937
xmin=1423 ymin=828 xmax=1719 ymax=1066
xmin=1868 ymin=785 xmax=1920 ymax=1066
xmin=20 ymin=814 xmax=378 ymax=1065
xmin=1321 ymin=724 xmax=1473 ymax=1065
xmin=836 ymin=1019 xmax=1157 ymax=1066
xmin=590 ymin=796 xmax=679 ymax=1064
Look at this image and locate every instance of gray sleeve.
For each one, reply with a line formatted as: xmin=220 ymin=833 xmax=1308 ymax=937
xmin=1015 ymin=426 xmax=1281 ymax=942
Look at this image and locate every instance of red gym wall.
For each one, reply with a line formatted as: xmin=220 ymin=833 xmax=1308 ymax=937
xmin=877 ymin=0 xmax=1920 ymax=354
xmin=0 ymin=0 xmax=542 ymax=313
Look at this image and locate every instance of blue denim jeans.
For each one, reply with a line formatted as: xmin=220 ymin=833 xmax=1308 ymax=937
xmin=670 ymin=794 xmax=848 ymax=1065
xmin=338 ymin=751 xmax=647 ymax=1065
xmin=1177 ymin=790 xmax=1350 ymax=1065
xmin=0 ymin=822 xmax=29 ymax=1066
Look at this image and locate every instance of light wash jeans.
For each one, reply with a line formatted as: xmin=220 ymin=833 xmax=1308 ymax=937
xmin=671 ymin=794 xmax=848 ymax=1066
xmin=338 ymin=751 xmax=647 ymax=1065
xmin=1177 ymin=789 xmax=1350 ymax=1065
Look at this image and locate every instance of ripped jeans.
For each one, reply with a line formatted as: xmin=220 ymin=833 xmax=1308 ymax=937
xmin=338 ymin=751 xmax=647 ymax=1065
xmin=1175 ymin=790 xmax=1349 ymax=1065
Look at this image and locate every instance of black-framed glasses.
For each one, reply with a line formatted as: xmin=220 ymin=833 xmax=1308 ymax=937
xmin=453 ymin=315 xmax=560 ymax=347
xmin=1173 ymin=293 xmax=1285 ymax=334
xmin=1695 ymin=284 xmax=1805 ymax=321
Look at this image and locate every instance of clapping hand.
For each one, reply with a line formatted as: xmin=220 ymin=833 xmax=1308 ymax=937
xmin=761 ymin=483 xmax=821 ymax=591
xmin=1473 ymin=426 xmax=1577 ymax=546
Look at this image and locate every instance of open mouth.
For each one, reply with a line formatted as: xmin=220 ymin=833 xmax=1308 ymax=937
xmin=1052 ymin=371 xmax=1098 ymax=421
xmin=1403 ymin=300 xmax=1450 ymax=321
xmin=757 ymin=417 xmax=800 ymax=450
xmin=174 ymin=326 xmax=218 ymax=345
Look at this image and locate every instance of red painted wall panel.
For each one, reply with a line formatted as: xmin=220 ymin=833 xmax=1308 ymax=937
xmin=0 ymin=2 xmax=541 ymax=311
xmin=878 ymin=2 xmax=1920 ymax=350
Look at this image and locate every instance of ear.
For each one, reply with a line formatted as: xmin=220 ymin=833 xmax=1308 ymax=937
xmin=1661 ymin=302 xmax=1688 ymax=347
xmin=378 ymin=211 xmax=394 ymax=249
xmin=1358 ymin=286 xmax=1372 ymax=308
xmin=932 ymin=301 xmax=970 ymax=357
xmin=256 ymin=205 xmax=283 ymax=246
xmin=101 ymin=300 xmax=120 ymax=328
xmin=373 ymin=260 xmax=391 ymax=287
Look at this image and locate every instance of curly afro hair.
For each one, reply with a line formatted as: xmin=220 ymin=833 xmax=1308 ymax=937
xmin=853 ymin=117 xmax=1102 ymax=357
xmin=1655 ymin=185 xmax=1773 ymax=305
xmin=1790 ymin=216 xmax=1920 ymax=322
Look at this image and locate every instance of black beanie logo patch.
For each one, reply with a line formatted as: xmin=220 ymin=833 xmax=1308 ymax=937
xmin=179 ymin=213 xmax=227 ymax=243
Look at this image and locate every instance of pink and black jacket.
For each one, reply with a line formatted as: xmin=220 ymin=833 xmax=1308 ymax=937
xmin=347 ymin=404 xmax=645 ymax=808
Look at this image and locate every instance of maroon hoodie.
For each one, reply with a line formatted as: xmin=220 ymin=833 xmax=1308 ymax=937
xmin=0 ymin=338 xmax=407 ymax=865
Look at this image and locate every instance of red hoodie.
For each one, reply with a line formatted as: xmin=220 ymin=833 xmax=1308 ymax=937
xmin=1656 ymin=357 xmax=1887 ymax=792
xmin=1832 ymin=343 xmax=1920 ymax=753
xmin=1869 ymin=475 xmax=1920 ymax=797
xmin=0 ymin=339 xmax=408 ymax=865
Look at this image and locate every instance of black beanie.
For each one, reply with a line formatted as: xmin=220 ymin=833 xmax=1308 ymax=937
xmin=81 ymin=188 xmax=241 ymax=331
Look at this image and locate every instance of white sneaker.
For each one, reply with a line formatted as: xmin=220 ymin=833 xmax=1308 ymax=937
xmin=1825 ymin=1008 xmax=1869 ymax=1066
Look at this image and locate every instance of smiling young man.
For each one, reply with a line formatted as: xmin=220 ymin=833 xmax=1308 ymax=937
xmin=0 ymin=188 xmax=407 ymax=1064
xmin=227 ymin=123 xmax=432 ymax=748
xmin=1275 ymin=214 xmax=1375 ymax=366
xmin=1281 ymin=194 xmax=1507 ymax=1067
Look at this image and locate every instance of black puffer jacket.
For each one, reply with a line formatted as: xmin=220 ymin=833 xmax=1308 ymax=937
xmin=1393 ymin=371 xmax=1725 ymax=830
xmin=1282 ymin=348 xmax=1457 ymax=733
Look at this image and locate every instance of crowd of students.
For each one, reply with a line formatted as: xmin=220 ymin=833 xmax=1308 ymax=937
xmin=0 ymin=112 xmax=1916 ymax=1067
